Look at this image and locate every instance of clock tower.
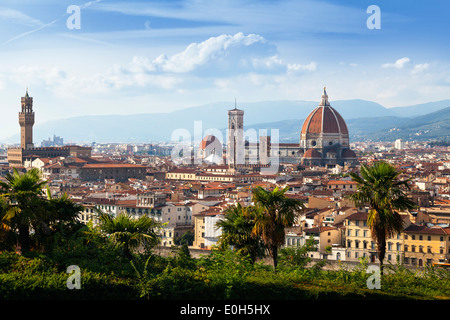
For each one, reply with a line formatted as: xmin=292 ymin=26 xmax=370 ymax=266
xmin=19 ymin=89 xmax=35 ymax=150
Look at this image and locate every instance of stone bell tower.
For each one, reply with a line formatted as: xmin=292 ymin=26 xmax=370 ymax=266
xmin=19 ymin=89 xmax=35 ymax=150
xmin=227 ymin=100 xmax=244 ymax=167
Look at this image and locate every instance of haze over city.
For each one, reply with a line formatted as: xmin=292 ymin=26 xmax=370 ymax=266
xmin=0 ymin=0 xmax=449 ymax=141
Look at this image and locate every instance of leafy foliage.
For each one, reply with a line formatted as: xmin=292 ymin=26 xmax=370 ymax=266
xmin=348 ymin=161 xmax=417 ymax=273
xmin=96 ymin=212 xmax=163 ymax=259
xmin=216 ymin=203 xmax=266 ymax=264
xmin=251 ymin=186 xmax=305 ymax=270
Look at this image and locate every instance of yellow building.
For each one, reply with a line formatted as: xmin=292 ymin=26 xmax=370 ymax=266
xmin=344 ymin=211 xmax=450 ymax=266
xmin=402 ymin=224 xmax=450 ymax=267
xmin=192 ymin=211 xmax=206 ymax=249
xmin=344 ymin=211 xmax=411 ymax=264
xmin=79 ymin=204 xmax=99 ymax=225
xmin=165 ymin=168 xmax=197 ymax=181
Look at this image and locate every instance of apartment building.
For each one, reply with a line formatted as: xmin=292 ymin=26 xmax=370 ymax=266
xmin=343 ymin=211 xmax=450 ymax=266
xmin=403 ymin=224 xmax=450 ymax=266
xmin=192 ymin=207 xmax=224 ymax=249
xmin=344 ymin=211 xmax=411 ymax=264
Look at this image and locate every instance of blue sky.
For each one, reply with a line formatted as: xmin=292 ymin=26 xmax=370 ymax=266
xmin=0 ymin=0 xmax=449 ymax=139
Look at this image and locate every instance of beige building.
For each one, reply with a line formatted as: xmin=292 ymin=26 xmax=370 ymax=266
xmin=193 ymin=211 xmax=207 ymax=249
xmin=344 ymin=211 xmax=412 ymax=264
xmin=344 ymin=211 xmax=450 ymax=266
xmin=403 ymin=224 xmax=450 ymax=266
xmin=165 ymin=168 xmax=197 ymax=181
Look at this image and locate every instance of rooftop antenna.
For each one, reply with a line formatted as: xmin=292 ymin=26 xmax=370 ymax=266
xmin=234 ymin=98 xmax=237 ymax=109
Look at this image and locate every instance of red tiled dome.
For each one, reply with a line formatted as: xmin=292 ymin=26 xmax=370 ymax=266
xmin=199 ymin=135 xmax=218 ymax=150
xmin=303 ymin=148 xmax=321 ymax=158
xmin=301 ymin=88 xmax=348 ymax=136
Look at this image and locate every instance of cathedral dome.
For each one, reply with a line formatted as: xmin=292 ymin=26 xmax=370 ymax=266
xmin=300 ymin=88 xmax=348 ymax=136
xmin=199 ymin=135 xmax=220 ymax=150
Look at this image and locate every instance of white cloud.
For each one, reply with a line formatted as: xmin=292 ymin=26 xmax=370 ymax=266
xmin=0 ymin=32 xmax=323 ymax=105
xmin=118 ymin=32 xmax=317 ymax=80
xmin=411 ymin=63 xmax=430 ymax=74
xmin=287 ymin=62 xmax=317 ymax=73
xmin=381 ymin=57 xmax=410 ymax=69
xmin=125 ymin=32 xmax=273 ymax=75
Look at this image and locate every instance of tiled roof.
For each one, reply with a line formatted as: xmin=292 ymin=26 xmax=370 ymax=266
xmin=301 ymin=105 xmax=349 ymax=135
xmin=82 ymin=163 xmax=145 ymax=168
xmin=346 ymin=211 xmax=368 ymax=221
xmin=404 ymin=224 xmax=449 ymax=235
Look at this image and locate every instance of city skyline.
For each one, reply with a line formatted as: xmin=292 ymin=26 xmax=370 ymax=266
xmin=0 ymin=0 xmax=449 ymax=140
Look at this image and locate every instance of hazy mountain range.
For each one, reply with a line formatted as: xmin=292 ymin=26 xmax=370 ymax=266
xmin=6 ymin=99 xmax=450 ymax=145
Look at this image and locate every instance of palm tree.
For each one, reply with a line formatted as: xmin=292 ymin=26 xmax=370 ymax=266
xmin=251 ymin=186 xmax=304 ymax=271
xmin=36 ymin=188 xmax=85 ymax=252
xmin=348 ymin=161 xmax=416 ymax=274
xmin=0 ymin=168 xmax=47 ymax=252
xmin=216 ymin=203 xmax=266 ymax=264
xmin=98 ymin=212 xmax=162 ymax=259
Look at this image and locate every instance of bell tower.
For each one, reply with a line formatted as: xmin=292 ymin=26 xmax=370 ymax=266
xmin=227 ymin=100 xmax=244 ymax=167
xmin=19 ymin=89 xmax=35 ymax=150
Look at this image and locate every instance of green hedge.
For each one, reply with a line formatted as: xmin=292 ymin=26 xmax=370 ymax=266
xmin=0 ymin=250 xmax=448 ymax=300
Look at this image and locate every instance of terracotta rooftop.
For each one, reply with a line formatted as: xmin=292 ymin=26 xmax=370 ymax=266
xmin=82 ymin=163 xmax=145 ymax=168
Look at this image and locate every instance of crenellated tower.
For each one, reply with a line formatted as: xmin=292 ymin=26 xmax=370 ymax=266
xmin=19 ymin=89 xmax=35 ymax=150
